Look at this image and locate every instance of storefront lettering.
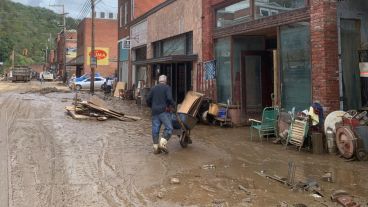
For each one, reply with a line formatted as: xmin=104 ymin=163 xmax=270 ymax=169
xmin=89 ymin=50 xmax=107 ymax=60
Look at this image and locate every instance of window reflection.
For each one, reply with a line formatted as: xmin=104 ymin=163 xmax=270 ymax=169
xmin=216 ymin=0 xmax=251 ymax=28
xmin=255 ymin=0 xmax=305 ymax=19
xmin=215 ymin=0 xmax=306 ymax=28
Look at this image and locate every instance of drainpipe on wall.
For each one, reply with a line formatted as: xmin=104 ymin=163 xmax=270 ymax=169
xmin=337 ymin=17 xmax=344 ymax=110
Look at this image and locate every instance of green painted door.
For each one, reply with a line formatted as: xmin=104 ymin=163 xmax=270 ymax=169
xmin=340 ymin=19 xmax=362 ymax=110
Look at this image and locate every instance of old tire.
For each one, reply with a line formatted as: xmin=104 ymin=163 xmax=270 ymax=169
xmin=356 ymin=149 xmax=368 ymax=161
xmin=336 ymin=126 xmax=357 ymax=159
xmin=76 ymin=85 xmax=82 ymax=91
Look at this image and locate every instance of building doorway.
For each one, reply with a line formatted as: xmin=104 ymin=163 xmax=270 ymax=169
xmin=240 ymin=51 xmax=273 ymax=122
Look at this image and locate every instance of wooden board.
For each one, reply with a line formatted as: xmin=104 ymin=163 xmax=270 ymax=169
xmin=65 ymin=106 xmax=90 ymax=120
xmin=113 ymin=82 xmax=126 ymax=97
xmin=88 ymin=96 xmax=108 ymax=108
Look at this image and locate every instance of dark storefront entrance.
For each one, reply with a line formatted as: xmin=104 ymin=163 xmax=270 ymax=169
xmin=133 ymin=54 xmax=197 ymax=105
xmin=240 ymin=51 xmax=273 ymax=121
xmin=153 ymin=62 xmax=192 ymax=104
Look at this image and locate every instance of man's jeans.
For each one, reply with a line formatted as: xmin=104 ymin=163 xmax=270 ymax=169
xmin=152 ymin=112 xmax=173 ymax=144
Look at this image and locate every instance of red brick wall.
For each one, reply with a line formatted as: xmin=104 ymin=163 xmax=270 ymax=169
xmin=310 ymin=0 xmax=339 ymax=113
xmin=79 ymin=18 xmax=118 ymax=77
xmin=202 ymin=0 xmax=224 ymax=100
xmin=202 ymin=0 xmax=224 ymax=61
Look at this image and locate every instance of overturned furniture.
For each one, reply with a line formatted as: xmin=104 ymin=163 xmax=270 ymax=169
xmin=173 ymin=91 xmax=204 ymax=148
xmin=285 ymin=115 xmax=309 ymax=151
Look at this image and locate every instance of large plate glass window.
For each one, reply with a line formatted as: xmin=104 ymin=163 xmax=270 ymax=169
xmin=215 ymin=37 xmax=232 ymax=103
xmin=255 ymin=0 xmax=305 ymax=19
xmin=280 ymin=22 xmax=311 ymax=111
xmin=216 ymin=0 xmax=251 ymax=28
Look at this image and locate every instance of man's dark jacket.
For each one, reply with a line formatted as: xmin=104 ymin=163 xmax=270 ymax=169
xmin=146 ymin=83 xmax=175 ymax=116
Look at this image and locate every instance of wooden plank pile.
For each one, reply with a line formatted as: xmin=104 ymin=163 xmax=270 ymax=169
xmin=65 ymin=96 xmax=141 ymax=122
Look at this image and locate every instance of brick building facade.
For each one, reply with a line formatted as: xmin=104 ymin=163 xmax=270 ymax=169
xmin=55 ymin=30 xmax=77 ymax=78
xmin=117 ymin=0 xmax=165 ymax=86
xmin=201 ymin=0 xmax=367 ymax=122
xmin=76 ymin=18 xmax=118 ymax=77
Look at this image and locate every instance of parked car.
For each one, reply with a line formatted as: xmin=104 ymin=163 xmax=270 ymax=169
xmin=75 ymin=72 xmax=102 ymax=82
xmin=74 ymin=77 xmax=106 ymax=90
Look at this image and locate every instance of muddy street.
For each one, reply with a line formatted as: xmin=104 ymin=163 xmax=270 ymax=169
xmin=0 ymin=81 xmax=367 ymax=207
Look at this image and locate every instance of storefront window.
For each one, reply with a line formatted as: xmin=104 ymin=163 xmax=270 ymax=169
xmin=216 ymin=0 xmax=251 ymax=28
xmin=163 ymin=35 xmax=186 ymax=56
xmin=215 ymin=37 xmax=232 ymax=103
xmin=280 ymin=22 xmax=311 ymax=111
xmin=255 ymin=0 xmax=305 ymax=19
xmin=153 ymin=32 xmax=193 ymax=58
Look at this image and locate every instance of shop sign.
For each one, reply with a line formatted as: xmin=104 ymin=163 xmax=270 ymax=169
xmin=87 ymin=47 xmax=109 ymax=66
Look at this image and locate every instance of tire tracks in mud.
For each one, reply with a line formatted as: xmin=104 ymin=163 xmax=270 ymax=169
xmin=0 ymin=94 xmax=57 ymax=207
xmin=94 ymin=133 xmax=149 ymax=207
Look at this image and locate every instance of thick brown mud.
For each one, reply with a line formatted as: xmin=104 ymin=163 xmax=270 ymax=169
xmin=0 ymin=81 xmax=367 ymax=207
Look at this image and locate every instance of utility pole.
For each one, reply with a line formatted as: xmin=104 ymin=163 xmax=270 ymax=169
xmin=11 ymin=49 xmax=14 ymax=69
xmin=50 ymin=4 xmax=67 ymax=83
xmin=90 ymin=0 xmax=96 ymax=94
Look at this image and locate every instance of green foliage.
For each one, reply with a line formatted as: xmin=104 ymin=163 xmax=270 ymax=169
xmin=0 ymin=0 xmax=77 ymax=66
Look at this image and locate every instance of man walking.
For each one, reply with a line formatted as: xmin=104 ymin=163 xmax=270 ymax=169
xmin=146 ymin=75 xmax=175 ymax=154
xmin=40 ymin=73 xmax=44 ymax=84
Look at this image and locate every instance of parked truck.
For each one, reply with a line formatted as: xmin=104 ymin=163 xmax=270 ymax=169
xmin=40 ymin=71 xmax=54 ymax=81
xmin=12 ymin=66 xmax=31 ymax=82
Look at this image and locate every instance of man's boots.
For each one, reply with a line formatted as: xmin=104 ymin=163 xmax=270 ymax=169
xmin=153 ymin=144 xmax=161 ymax=154
xmin=159 ymin=138 xmax=168 ymax=153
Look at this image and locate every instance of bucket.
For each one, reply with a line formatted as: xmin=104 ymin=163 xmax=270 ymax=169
xmin=326 ymin=129 xmax=337 ymax=154
xmin=218 ymin=108 xmax=227 ymax=119
xmin=312 ymin=132 xmax=324 ymax=154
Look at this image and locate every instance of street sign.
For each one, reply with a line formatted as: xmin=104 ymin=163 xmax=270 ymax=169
xmin=90 ymin=57 xmax=97 ymax=68
xmin=122 ymin=39 xmax=131 ymax=49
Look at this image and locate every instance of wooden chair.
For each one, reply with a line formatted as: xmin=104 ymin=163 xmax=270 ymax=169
xmin=249 ymin=107 xmax=279 ymax=142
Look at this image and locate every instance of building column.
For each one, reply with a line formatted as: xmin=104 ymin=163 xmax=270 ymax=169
xmin=310 ymin=0 xmax=339 ymax=113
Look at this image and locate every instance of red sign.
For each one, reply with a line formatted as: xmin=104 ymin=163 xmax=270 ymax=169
xmin=89 ymin=49 xmax=107 ymax=60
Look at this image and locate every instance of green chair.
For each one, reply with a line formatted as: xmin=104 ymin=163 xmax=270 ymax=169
xmin=249 ymin=107 xmax=279 ymax=142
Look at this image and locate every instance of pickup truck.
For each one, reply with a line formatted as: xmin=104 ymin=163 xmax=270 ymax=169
xmin=41 ymin=71 xmax=54 ymax=81
xmin=12 ymin=66 xmax=31 ymax=82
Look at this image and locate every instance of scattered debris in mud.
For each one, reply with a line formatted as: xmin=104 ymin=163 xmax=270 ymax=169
xmin=170 ymin=178 xmax=180 ymax=184
xmin=65 ymin=96 xmax=141 ymax=121
xmin=22 ymin=87 xmax=70 ymax=94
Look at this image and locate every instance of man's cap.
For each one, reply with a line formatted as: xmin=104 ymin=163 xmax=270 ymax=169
xmin=159 ymin=75 xmax=167 ymax=83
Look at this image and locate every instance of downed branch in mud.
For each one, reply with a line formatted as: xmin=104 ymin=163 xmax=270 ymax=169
xmin=65 ymin=96 xmax=141 ymax=122
xmin=22 ymin=87 xmax=70 ymax=94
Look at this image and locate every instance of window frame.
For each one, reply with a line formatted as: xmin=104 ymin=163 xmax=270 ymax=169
xmin=119 ymin=5 xmax=123 ymax=27
xmin=124 ymin=2 xmax=128 ymax=25
xmin=213 ymin=0 xmax=309 ymax=29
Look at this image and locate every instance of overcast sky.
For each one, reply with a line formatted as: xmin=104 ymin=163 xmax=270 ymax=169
xmin=11 ymin=0 xmax=118 ymax=18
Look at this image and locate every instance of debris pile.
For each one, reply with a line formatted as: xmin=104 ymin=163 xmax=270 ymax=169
xmin=65 ymin=96 xmax=141 ymax=122
xmin=23 ymin=87 xmax=70 ymax=94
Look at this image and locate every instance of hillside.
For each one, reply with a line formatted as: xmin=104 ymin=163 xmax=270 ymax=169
xmin=0 ymin=0 xmax=76 ymax=71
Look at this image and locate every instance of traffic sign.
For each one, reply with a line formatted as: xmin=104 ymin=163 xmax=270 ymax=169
xmin=90 ymin=57 xmax=97 ymax=68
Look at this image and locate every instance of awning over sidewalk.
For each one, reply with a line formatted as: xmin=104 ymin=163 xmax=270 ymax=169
xmin=132 ymin=54 xmax=198 ymax=65
xmin=66 ymin=56 xmax=84 ymax=66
